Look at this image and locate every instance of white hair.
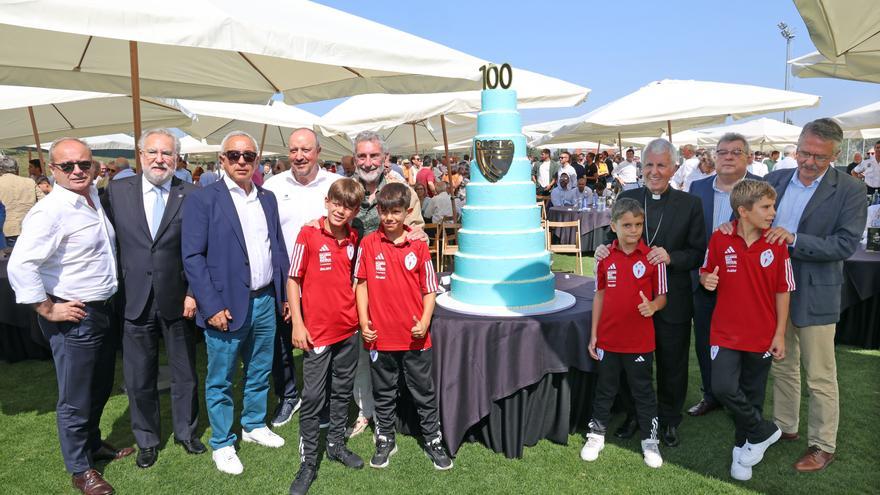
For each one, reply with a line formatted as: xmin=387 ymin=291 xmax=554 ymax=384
xmin=353 ymin=130 xmax=388 ymax=154
xmin=642 ymin=138 xmax=679 ymax=165
xmin=138 ymin=128 xmax=180 ymax=155
xmin=783 ymin=144 xmax=796 ymax=157
xmin=220 ymin=130 xmax=260 ymax=155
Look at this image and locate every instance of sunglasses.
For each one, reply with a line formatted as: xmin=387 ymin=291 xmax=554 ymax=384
xmin=223 ymin=150 xmax=258 ymax=163
xmin=52 ymin=160 xmax=93 ymax=173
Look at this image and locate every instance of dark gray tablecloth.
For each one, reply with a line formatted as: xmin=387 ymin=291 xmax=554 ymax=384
xmin=548 ymin=207 xmax=612 ymax=252
xmin=429 ymin=273 xmax=595 ymax=456
xmin=836 ymin=246 xmax=880 ymax=348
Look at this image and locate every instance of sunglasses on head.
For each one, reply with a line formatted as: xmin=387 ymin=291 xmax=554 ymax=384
xmin=52 ymin=160 xmax=93 ymax=173
xmin=223 ymin=150 xmax=258 ymax=163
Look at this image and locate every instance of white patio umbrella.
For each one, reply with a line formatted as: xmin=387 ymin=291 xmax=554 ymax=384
xmin=693 ymin=118 xmax=803 ymax=150
xmin=0 ymin=85 xmax=192 ymax=163
xmin=833 ymin=101 xmax=880 ymax=130
xmin=532 ymin=79 xmax=821 ymax=146
xmin=625 ymin=130 xmax=709 ymax=148
xmin=179 ymin=135 xmax=221 ymax=155
xmin=789 ymin=51 xmax=880 ymax=84
xmin=794 ymin=0 xmax=880 ymax=81
xmin=180 ymin=99 xmax=352 ymax=161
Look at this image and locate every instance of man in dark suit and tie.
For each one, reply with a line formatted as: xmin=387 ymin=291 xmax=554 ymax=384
xmin=687 ymin=133 xmax=763 ymax=418
xmin=104 ymin=129 xmax=204 ymax=469
xmin=597 ymin=138 xmax=706 ymax=447
xmin=182 ymin=131 xmax=290 ymax=475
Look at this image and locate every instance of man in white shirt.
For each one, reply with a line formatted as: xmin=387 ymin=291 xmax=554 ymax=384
xmin=531 ymin=148 xmax=559 ymax=195
xmin=671 ymin=144 xmax=700 ymax=190
xmin=557 ymin=151 xmax=576 ymax=182
xmin=263 ymin=128 xmax=341 ymax=426
xmin=852 ymin=140 xmax=880 ymax=194
xmin=8 ymin=137 xmax=132 ymax=494
xmin=612 ymin=148 xmax=640 ymax=190
xmin=681 ymin=153 xmax=716 ymax=192
xmin=182 ymin=131 xmax=290 ymax=475
xmin=747 ymin=151 xmax=769 ymax=177
xmin=774 ymin=144 xmax=799 ymax=170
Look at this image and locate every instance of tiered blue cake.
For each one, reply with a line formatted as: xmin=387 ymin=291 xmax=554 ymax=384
xmin=450 ymin=89 xmax=555 ymax=308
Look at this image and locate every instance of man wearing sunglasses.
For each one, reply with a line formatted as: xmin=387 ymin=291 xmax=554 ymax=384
xmin=103 ymin=128 xmax=203 ymax=469
xmin=182 ymin=131 xmax=290 ymax=475
xmin=8 ymin=137 xmax=133 ymax=495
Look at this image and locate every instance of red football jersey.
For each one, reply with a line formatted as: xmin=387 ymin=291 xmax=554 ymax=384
xmin=700 ymin=221 xmax=795 ymax=353
xmin=354 ymin=227 xmax=438 ymax=351
xmin=289 ymin=217 xmax=359 ymax=347
xmin=595 ymin=240 xmax=667 ymax=353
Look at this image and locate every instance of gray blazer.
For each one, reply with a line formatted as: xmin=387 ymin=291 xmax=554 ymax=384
xmin=765 ymin=167 xmax=866 ymax=327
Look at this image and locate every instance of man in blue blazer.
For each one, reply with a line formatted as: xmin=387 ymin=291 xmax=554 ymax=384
xmin=182 ymin=131 xmax=290 ymax=475
xmin=687 ymin=133 xmax=763 ymax=418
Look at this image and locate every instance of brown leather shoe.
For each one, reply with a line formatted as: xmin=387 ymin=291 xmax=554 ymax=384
xmin=92 ymin=441 xmax=135 ymax=462
xmin=780 ymin=431 xmax=800 ymax=441
xmin=686 ymin=399 xmax=720 ymax=417
xmin=72 ymin=469 xmax=114 ymax=495
xmin=794 ymin=446 xmax=834 ymax=472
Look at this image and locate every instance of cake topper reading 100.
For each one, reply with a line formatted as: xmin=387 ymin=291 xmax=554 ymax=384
xmin=479 ymin=63 xmax=512 ymax=90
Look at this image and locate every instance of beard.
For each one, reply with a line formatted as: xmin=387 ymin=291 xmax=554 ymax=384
xmin=144 ymin=165 xmax=174 ymax=186
xmin=356 ymin=166 xmax=382 ymax=184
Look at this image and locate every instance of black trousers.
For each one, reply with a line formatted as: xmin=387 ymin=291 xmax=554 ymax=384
xmin=40 ymin=298 xmax=117 ymax=474
xmin=590 ymin=351 xmax=658 ymax=441
xmin=123 ymin=292 xmax=199 ymax=448
xmin=299 ymin=333 xmax=359 ymax=464
xmin=371 ymin=349 xmax=440 ymax=441
xmin=272 ymin=312 xmax=299 ymax=401
xmin=711 ymin=346 xmax=777 ymax=447
xmin=692 ymin=288 xmax=718 ymax=405
xmin=654 ymin=319 xmax=691 ymax=427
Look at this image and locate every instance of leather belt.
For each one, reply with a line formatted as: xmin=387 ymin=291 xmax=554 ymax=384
xmin=249 ymin=285 xmax=272 ymax=299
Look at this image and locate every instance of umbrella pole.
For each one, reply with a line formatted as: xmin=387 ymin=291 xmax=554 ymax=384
xmin=440 ymin=114 xmax=455 ymax=219
xmin=27 ymin=106 xmax=45 ymax=167
xmin=411 ymin=123 xmax=419 ymax=154
xmin=258 ymin=123 xmax=268 ymax=162
xmin=129 ymin=41 xmax=143 ymax=172
xmin=618 ymin=131 xmax=623 ymax=156
xmin=667 ymin=120 xmax=672 ymax=144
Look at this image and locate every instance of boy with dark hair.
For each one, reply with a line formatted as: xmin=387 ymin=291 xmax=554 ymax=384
xmin=288 ymin=178 xmax=366 ymax=495
xmin=700 ymin=179 xmax=793 ymax=481
xmin=582 ymin=198 xmax=668 ymax=468
xmin=354 ymin=182 xmax=452 ymax=471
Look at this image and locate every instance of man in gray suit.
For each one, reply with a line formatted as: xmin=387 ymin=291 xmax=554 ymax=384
xmin=104 ymin=129 xmax=204 ymax=469
xmin=761 ymin=118 xmax=866 ymax=472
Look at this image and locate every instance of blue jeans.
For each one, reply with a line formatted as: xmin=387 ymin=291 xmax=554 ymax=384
xmin=204 ymin=294 xmax=276 ymax=450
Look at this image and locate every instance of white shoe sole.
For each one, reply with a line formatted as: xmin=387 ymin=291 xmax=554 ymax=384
xmin=739 ymin=428 xmax=782 ymax=467
xmin=425 ymin=451 xmax=454 ymax=470
xmin=580 ymin=445 xmax=604 ymax=461
xmin=242 ymin=432 xmax=285 ymax=448
xmin=369 ymin=445 xmax=398 ymax=468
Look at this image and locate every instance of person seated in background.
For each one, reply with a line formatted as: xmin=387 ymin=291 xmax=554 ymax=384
xmin=551 ymin=172 xmax=579 ymax=207
xmin=575 ymin=176 xmax=594 ymax=205
xmin=424 ymin=180 xmax=460 ymax=223
xmin=414 ymin=183 xmax=432 ymax=220
xmin=613 ymin=148 xmax=640 ymax=191
xmin=112 ymin=157 xmax=136 ymax=180
xmin=36 ymin=175 xmax=52 ymax=195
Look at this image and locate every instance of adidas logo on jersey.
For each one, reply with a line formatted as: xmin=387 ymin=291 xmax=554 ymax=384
xmin=319 ymin=244 xmax=330 ymax=252
xmin=634 ymin=355 xmax=645 ymax=363
xmin=725 ymin=246 xmax=736 ymax=254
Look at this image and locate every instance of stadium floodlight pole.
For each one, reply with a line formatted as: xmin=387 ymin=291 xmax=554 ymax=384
xmin=778 ymin=22 xmax=795 ymax=124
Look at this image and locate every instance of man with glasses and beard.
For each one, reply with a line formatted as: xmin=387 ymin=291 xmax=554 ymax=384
xmin=182 ymin=131 xmax=290 ymax=475
xmin=9 ymin=137 xmax=133 ymax=495
xmin=103 ymin=129 xmax=204 ymax=469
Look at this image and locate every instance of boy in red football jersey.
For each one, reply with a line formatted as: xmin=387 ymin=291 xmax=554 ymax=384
xmin=700 ymin=179 xmax=794 ymax=481
xmin=287 ymin=179 xmax=365 ymax=495
xmin=353 ymin=182 xmax=450 ymax=471
xmin=582 ymin=198 xmax=668 ymax=468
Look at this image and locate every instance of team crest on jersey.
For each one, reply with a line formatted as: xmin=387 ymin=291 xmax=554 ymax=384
xmin=404 ymin=251 xmax=417 ymax=271
xmin=374 ymin=252 xmax=386 ymax=279
xmin=760 ymin=249 xmax=774 ymax=268
xmin=596 ymin=348 xmax=604 ymax=361
xmin=607 ymin=263 xmax=617 ymax=287
xmin=710 ymin=345 xmax=719 ymax=360
xmin=632 ymin=261 xmax=646 ymax=279
xmin=347 ymin=244 xmax=355 ymax=260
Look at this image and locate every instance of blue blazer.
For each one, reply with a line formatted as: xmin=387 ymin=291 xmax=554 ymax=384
xmin=689 ymin=172 xmax=763 ymax=244
xmin=182 ymin=180 xmax=289 ymax=331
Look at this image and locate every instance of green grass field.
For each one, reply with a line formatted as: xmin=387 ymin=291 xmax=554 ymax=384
xmin=0 ymin=253 xmax=877 ymax=494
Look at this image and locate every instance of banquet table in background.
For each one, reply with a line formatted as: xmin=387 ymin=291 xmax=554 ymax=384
xmin=547 ymin=206 xmax=612 ymax=253
xmin=836 ymin=246 xmax=880 ymax=349
xmin=397 ymin=273 xmax=595 ymax=459
xmin=0 ymin=255 xmax=50 ymax=362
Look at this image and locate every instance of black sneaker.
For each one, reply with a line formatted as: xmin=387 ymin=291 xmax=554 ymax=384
xmin=369 ymin=435 xmax=397 ymax=469
xmin=271 ymin=398 xmax=301 ymax=428
xmin=289 ymin=461 xmax=316 ymax=495
xmin=326 ymin=442 xmax=364 ymax=469
xmin=425 ymin=437 xmax=453 ymax=470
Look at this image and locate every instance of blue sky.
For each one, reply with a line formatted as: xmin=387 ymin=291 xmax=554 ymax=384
xmin=304 ymin=0 xmax=877 ymax=128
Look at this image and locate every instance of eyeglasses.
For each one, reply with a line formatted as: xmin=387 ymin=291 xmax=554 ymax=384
xmin=51 ymin=160 xmax=93 ymax=173
xmin=223 ymin=150 xmax=258 ymax=163
xmin=715 ymin=149 xmax=745 ymax=157
xmin=412 ymin=157 xmax=422 ymax=161
xmin=142 ymin=149 xmax=175 ymax=159
xmin=796 ymin=150 xmax=835 ymax=162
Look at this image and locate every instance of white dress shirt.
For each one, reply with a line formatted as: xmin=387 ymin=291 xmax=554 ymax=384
xmin=224 ymin=175 xmax=273 ymax=290
xmin=612 ymin=160 xmax=639 ymax=185
xmin=683 ymin=167 xmax=716 ymax=192
xmin=142 ymin=176 xmax=171 ymax=236
xmin=8 ymin=185 xmax=117 ymax=304
xmin=774 ymin=156 xmax=799 ymax=170
xmin=853 ymin=157 xmax=880 ymax=188
xmin=671 ymin=157 xmax=700 ymax=189
xmin=748 ymin=161 xmax=769 ymax=177
xmin=263 ymin=168 xmax=342 ymax=260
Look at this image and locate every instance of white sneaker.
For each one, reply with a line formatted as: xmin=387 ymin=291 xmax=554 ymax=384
xmin=739 ymin=427 xmax=781 ymax=467
xmin=580 ymin=433 xmax=605 ymax=461
xmin=641 ymin=439 xmax=663 ymax=468
xmin=242 ymin=426 xmax=285 ymax=448
xmin=212 ymin=446 xmax=243 ymax=475
xmin=731 ymin=446 xmax=752 ymax=481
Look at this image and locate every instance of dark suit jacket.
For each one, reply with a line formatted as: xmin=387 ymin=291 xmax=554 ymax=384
xmin=606 ymin=187 xmax=706 ymax=324
xmin=104 ymin=175 xmax=196 ymax=320
xmin=765 ymin=167 xmax=866 ymax=326
xmin=181 ymin=179 xmax=289 ymax=332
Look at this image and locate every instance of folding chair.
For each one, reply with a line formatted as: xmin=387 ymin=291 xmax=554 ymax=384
xmin=423 ymin=223 xmax=440 ymax=272
xmin=546 ymin=220 xmax=583 ymax=275
xmin=439 ymin=222 xmax=460 ymax=272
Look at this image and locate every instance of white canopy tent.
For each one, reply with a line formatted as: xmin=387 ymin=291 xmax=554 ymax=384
xmin=179 ymin=135 xmax=221 ymax=155
xmin=333 ymin=113 xmax=479 ymax=158
xmin=625 ymin=130 xmax=708 ymax=148
xmin=180 ymin=99 xmax=352 ymax=161
xmin=794 ymin=0 xmax=880 ymax=83
xmin=693 ymin=118 xmax=803 ymax=150
xmin=532 ymin=79 xmax=821 ymax=146
xmin=789 ymin=51 xmax=880 ymax=84
xmin=0 ymin=85 xmax=192 ymax=164
xmin=833 ymin=101 xmax=880 ymax=130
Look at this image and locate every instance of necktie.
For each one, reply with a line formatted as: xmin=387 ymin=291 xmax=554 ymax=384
xmin=151 ymin=186 xmax=166 ymax=239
